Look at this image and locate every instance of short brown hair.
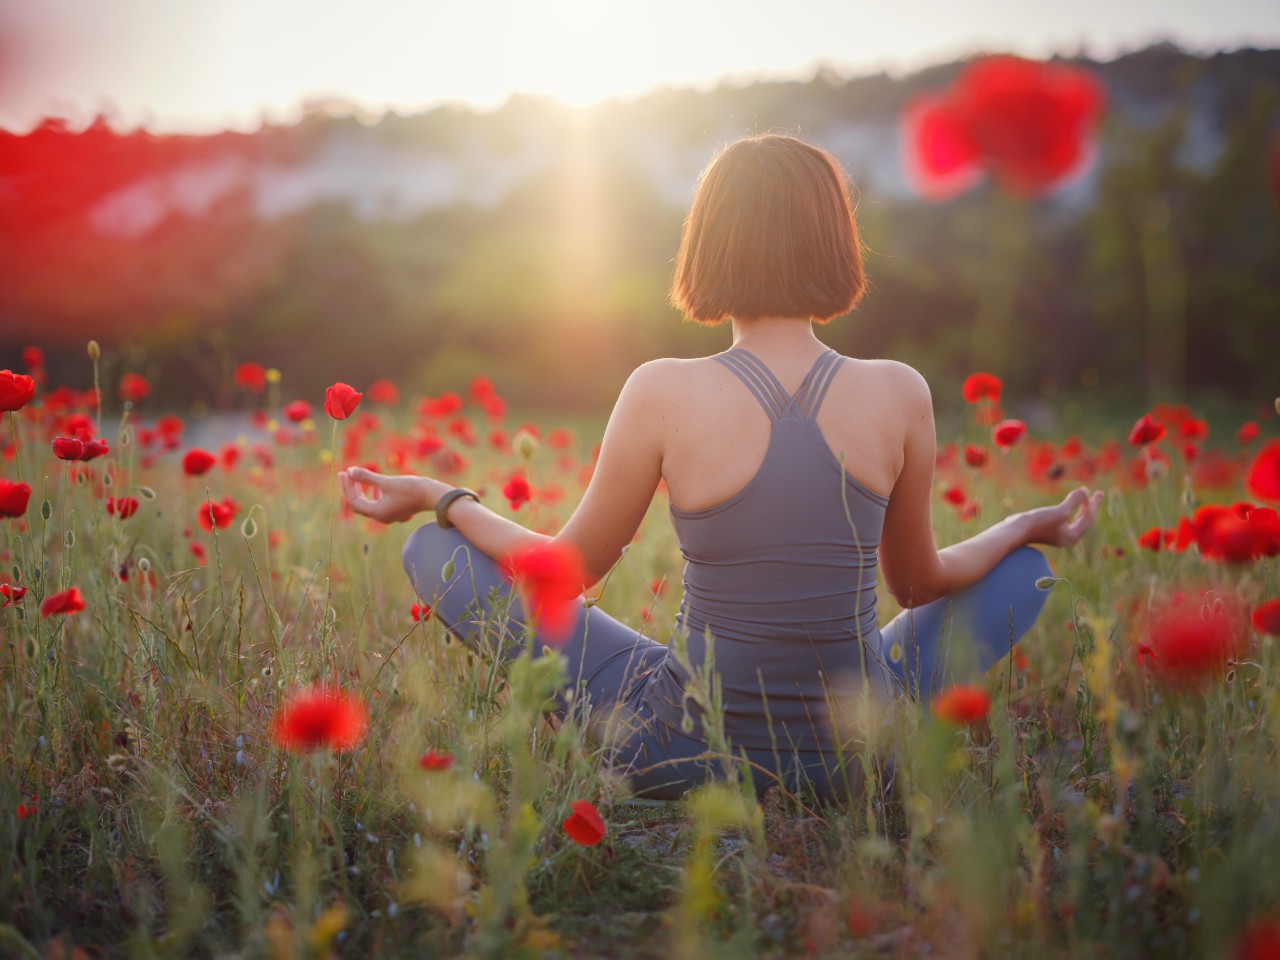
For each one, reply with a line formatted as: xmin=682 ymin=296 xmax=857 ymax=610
xmin=669 ymin=134 xmax=865 ymax=326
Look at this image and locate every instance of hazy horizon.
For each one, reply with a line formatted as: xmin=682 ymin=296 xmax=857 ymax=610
xmin=2 ymin=0 xmax=1278 ymax=135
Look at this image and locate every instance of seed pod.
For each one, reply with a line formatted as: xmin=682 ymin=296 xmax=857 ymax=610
xmin=87 ymin=340 xmax=101 ymax=361
xmin=138 ymin=558 xmax=150 ymax=573
xmin=241 ymin=517 xmax=258 ymax=539
xmin=1035 ymin=576 xmax=1057 ymax=590
xmin=512 ymin=429 xmax=539 ymax=462
xmin=40 ymin=500 xmax=52 ymax=520
xmin=65 ymin=530 xmax=76 ymax=547
xmin=138 ymin=486 xmax=157 ymax=500
xmin=441 ymin=559 xmax=456 ymax=581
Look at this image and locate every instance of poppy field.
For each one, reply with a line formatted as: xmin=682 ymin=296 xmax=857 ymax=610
xmin=1 ymin=346 xmax=1279 ymax=960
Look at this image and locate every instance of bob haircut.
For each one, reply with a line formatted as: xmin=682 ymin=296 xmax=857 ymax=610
xmin=669 ymin=134 xmax=865 ymax=326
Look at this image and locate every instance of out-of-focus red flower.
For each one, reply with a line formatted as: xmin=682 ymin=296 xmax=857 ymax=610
xmin=324 ymin=382 xmax=363 ymax=421
xmin=961 ymin=372 xmax=1003 ymax=404
xmin=503 ymin=475 xmax=533 ymax=511
xmin=1252 ymin=599 xmax=1280 ymax=637
xmin=411 ymin=602 xmax=432 ymax=622
xmin=1137 ymin=592 xmax=1247 ymax=688
xmin=197 ymin=497 xmax=240 ymax=533
xmin=903 ymin=56 xmax=1105 ymax=198
xmin=1238 ymin=421 xmax=1261 ymax=445
xmin=367 ymin=378 xmax=400 ymax=405
xmin=52 ymin=437 xmax=85 ymax=460
xmin=1128 ymin=414 xmax=1167 ymax=447
xmin=469 ymin=376 xmax=495 ymax=402
xmin=0 ymin=370 xmax=36 ymax=412
xmin=1247 ymin=441 xmax=1280 ymax=502
xmin=931 ymin=684 xmax=991 ymax=725
xmin=501 ymin=540 xmax=586 ymax=642
xmin=41 ymin=586 xmax=86 ymax=617
xmin=942 ymin=485 xmax=966 ymax=506
xmin=1 ymin=582 xmax=27 ymax=607
xmin=220 ymin=444 xmax=241 ymax=470
xmin=418 ymin=749 xmax=454 ymax=771
xmin=235 ymin=362 xmax=268 ymax=394
xmin=16 ymin=800 xmax=36 ymax=820
xmin=420 ymin=392 xmax=463 ymax=418
xmin=1060 ymin=436 xmax=1084 ymax=459
xmin=284 ymin=400 xmax=312 ymax=423
xmin=1189 ymin=502 xmax=1280 ymax=563
xmin=963 ymin=444 xmax=988 ymax=467
xmin=562 ymin=800 xmax=607 ymax=846
xmin=1179 ymin=417 xmax=1208 ymax=442
xmin=992 ymin=419 xmax=1027 ymax=448
xmin=1235 ymin=914 xmax=1280 ymax=960
xmin=482 ymin=394 xmax=507 ymax=423
xmin=22 ymin=347 xmax=44 ymax=370
xmin=119 ymin=373 xmax=151 ymax=403
xmin=272 ymin=686 xmax=368 ymax=753
xmin=0 ymin=479 xmax=31 ymax=517
xmin=80 ymin=438 xmax=109 ymax=461
xmin=106 ymin=496 xmax=140 ymax=520
xmin=547 ymin=428 xmax=574 ymax=450
xmin=1137 ymin=527 xmax=1166 ymax=552
xmin=182 ymin=449 xmax=217 ymax=476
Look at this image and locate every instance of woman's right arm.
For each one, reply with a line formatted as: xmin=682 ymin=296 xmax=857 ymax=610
xmin=877 ymin=365 xmax=1101 ymax=608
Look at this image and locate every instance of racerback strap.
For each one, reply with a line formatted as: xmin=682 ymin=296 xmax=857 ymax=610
xmin=715 ymin=347 xmax=842 ymax=421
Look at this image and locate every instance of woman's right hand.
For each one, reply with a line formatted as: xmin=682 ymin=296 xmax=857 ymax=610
xmin=340 ymin=467 xmax=448 ymax=525
xmin=1019 ymin=486 xmax=1104 ymax=549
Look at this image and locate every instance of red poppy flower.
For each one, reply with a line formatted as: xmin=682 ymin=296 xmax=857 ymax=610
xmin=992 ymin=419 xmax=1027 ymax=448
xmin=1128 ymin=414 xmax=1166 ymax=447
xmin=368 ymin=379 xmax=400 ymax=405
xmin=80 ymin=438 xmax=110 ymax=462
xmin=469 ymin=376 xmax=495 ymax=402
xmin=1192 ymin=503 xmax=1280 ymax=564
xmin=503 ymin=475 xmax=533 ymax=511
xmin=1238 ymin=421 xmax=1261 ymax=445
xmin=197 ymin=497 xmax=240 ymax=532
xmin=500 ymin=540 xmax=586 ymax=643
xmin=1235 ymin=915 xmax=1280 ymax=960
xmin=931 ymin=684 xmax=991 ymax=726
xmin=52 ymin=437 xmax=85 ymax=460
xmin=324 ymin=382 xmax=363 ymax=421
xmin=1252 ymin=599 xmax=1280 ymax=637
xmin=16 ymin=800 xmax=36 ymax=820
xmin=418 ymin=750 xmax=454 ymax=771
xmin=1247 ymin=441 xmax=1280 ymax=502
xmin=235 ymin=362 xmax=268 ymax=393
xmin=284 ymin=400 xmax=312 ymax=423
xmin=106 ymin=496 xmax=140 ymax=520
xmin=547 ymin=428 xmax=574 ymax=450
xmin=0 ymin=479 xmax=31 ymax=518
xmin=1137 ymin=592 xmax=1247 ymax=688
xmin=482 ymin=394 xmax=507 ymax=423
xmin=23 ymin=347 xmax=44 ymax=370
xmin=942 ymin=485 xmax=966 ymax=506
xmin=420 ymin=392 xmax=463 ymax=418
xmin=961 ymin=372 xmax=1003 ymax=404
xmin=119 ymin=373 xmax=151 ymax=403
xmin=41 ymin=586 xmax=86 ymax=617
xmin=1179 ymin=417 xmax=1208 ymax=441
xmin=562 ymin=800 xmax=607 ymax=846
xmin=411 ymin=602 xmax=432 ymax=622
xmin=904 ymin=56 xmax=1104 ymax=198
xmin=272 ymin=686 xmax=368 ymax=753
xmin=1 ymin=582 xmax=27 ymax=607
xmin=1137 ymin=527 xmax=1165 ymax=552
xmin=0 ymin=370 xmax=36 ymax=412
xmin=182 ymin=449 xmax=217 ymax=476
xmin=963 ymin=444 xmax=988 ymax=467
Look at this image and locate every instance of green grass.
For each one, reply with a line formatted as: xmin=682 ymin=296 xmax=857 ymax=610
xmin=1 ymin=375 xmax=1278 ymax=959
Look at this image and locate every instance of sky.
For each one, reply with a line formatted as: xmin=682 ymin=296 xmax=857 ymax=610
xmin=1 ymin=0 xmax=1278 ymax=133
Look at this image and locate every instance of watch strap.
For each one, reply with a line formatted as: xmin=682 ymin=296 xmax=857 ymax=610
xmin=435 ymin=487 xmax=480 ymax=529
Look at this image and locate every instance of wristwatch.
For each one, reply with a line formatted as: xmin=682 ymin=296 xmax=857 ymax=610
xmin=435 ymin=487 xmax=480 ymax=529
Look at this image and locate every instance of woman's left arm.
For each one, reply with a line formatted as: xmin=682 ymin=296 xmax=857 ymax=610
xmin=340 ymin=362 xmax=669 ymax=586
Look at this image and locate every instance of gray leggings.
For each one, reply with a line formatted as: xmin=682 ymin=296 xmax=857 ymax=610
xmin=402 ymin=524 xmax=1052 ymax=802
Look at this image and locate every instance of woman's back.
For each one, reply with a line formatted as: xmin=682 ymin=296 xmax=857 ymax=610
xmin=641 ymin=343 xmax=902 ymax=753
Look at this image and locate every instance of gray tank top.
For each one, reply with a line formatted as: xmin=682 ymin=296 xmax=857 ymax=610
xmin=645 ymin=346 xmax=893 ymax=753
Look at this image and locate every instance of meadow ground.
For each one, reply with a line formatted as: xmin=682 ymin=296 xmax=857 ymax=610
xmin=2 ymin=357 xmax=1279 ymax=959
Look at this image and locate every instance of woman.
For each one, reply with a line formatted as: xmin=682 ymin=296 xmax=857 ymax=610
xmin=340 ymin=134 xmax=1102 ymax=801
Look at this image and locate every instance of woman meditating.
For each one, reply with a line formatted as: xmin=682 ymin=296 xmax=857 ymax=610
xmin=340 ymin=133 xmax=1102 ymax=801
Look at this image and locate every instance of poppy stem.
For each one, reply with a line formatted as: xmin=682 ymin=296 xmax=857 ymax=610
xmin=8 ymin=412 xmax=21 ymax=486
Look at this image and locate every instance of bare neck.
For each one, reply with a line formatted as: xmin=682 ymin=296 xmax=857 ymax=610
xmin=729 ymin=316 xmax=825 ymax=357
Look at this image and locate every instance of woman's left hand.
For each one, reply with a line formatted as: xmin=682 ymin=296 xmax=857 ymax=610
xmin=340 ymin=467 xmax=448 ymax=525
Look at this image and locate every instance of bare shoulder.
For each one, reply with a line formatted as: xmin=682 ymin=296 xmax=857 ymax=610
xmin=841 ymin=357 xmax=933 ymax=409
xmin=624 ymin=356 xmax=720 ymax=401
